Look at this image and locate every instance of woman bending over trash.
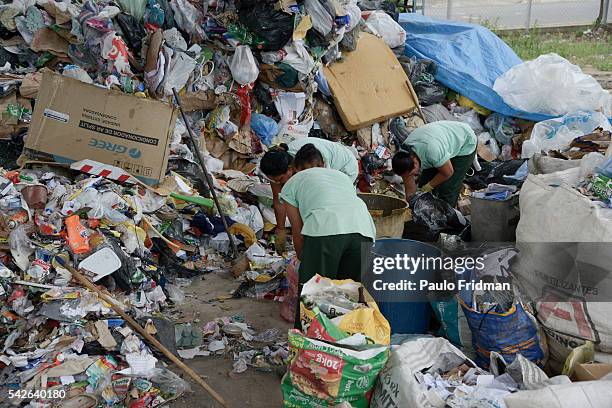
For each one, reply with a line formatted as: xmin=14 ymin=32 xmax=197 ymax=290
xmin=259 ymin=137 xmax=359 ymax=254
xmin=279 ymin=144 xmax=375 ymax=328
xmin=392 ymin=121 xmax=477 ymax=207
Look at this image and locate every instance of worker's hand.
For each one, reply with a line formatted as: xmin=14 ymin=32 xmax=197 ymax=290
xmin=420 ymin=183 xmax=434 ymax=193
xmin=275 ymin=227 xmax=287 ymax=255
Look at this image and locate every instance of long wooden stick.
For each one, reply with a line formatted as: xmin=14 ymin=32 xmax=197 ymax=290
xmin=171 ymin=88 xmax=238 ymax=257
xmin=54 ymin=257 xmax=228 ymax=408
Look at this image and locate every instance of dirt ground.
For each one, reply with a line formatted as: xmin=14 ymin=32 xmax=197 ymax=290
xmin=164 ymin=270 xmax=291 ymax=408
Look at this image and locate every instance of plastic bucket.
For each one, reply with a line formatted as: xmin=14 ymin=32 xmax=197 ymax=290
xmin=370 ymin=238 xmax=440 ymax=334
xmin=358 ymin=193 xmax=410 ymax=239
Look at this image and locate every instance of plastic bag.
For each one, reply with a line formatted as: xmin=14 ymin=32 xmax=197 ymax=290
xmin=305 ymin=0 xmax=335 ymax=37
xmin=170 ymin=0 xmax=204 ymax=39
xmin=163 ymin=50 xmax=197 ymax=95
xmin=62 ymin=65 xmax=92 ymax=83
xmin=409 ymin=192 xmax=468 ymax=234
xmin=116 ymin=12 xmax=146 ymax=52
xmin=407 ymin=57 xmax=446 ymax=106
xmin=300 ymin=274 xmax=391 ymax=345
xmin=485 ymin=112 xmax=517 ymax=146
xmin=9 ymin=225 xmax=33 ymax=272
xmin=459 ymin=292 xmax=545 ymax=369
xmin=238 ymin=2 xmax=294 ymax=51
xmin=493 ymin=53 xmax=612 ymax=117
xmin=101 ymin=32 xmax=132 ymax=75
xmin=282 ymin=41 xmax=315 ymax=75
xmin=453 ymin=107 xmax=484 ymax=134
xmin=251 ymin=113 xmax=278 ymax=146
xmin=230 ymin=45 xmax=259 ymax=85
xmin=521 ymin=111 xmax=612 ymax=159
xmin=364 ymin=10 xmax=406 ymax=49
xmin=150 ymin=367 xmax=191 ymax=397
xmin=282 ymin=329 xmax=388 ymax=408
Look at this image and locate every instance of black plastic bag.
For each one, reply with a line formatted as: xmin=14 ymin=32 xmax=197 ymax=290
xmin=166 ymin=158 xmax=210 ymax=197
xmin=407 ymin=192 xmax=469 ymax=240
xmin=407 ymin=58 xmax=446 ymax=106
xmin=238 ymin=2 xmax=294 ymax=51
xmin=116 ymin=13 xmax=146 ymax=53
xmin=464 ymin=159 xmax=527 ymax=190
xmin=253 ymin=81 xmax=277 ymax=117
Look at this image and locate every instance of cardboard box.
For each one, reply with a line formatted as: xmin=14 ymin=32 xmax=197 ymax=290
xmin=323 ymin=33 xmax=417 ymax=131
xmin=573 ymin=363 xmax=612 ymax=381
xmin=25 ymin=71 xmax=177 ymax=185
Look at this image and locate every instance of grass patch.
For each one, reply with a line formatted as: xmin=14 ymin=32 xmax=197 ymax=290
xmin=499 ymin=28 xmax=611 ymax=71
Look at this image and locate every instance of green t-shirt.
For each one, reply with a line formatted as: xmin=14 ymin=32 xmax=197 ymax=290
xmin=288 ymin=137 xmax=359 ymax=182
xmin=401 ymin=121 xmax=477 ymax=169
xmin=279 ymin=167 xmax=376 ymax=239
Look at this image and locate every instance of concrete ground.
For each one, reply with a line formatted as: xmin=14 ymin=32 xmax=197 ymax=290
xmin=164 ymin=270 xmax=290 ymax=408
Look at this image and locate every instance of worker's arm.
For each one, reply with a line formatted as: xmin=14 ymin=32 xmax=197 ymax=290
xmin=285 ymin=204 xmax=304 ymax=259
xmin=271 ymin=182 xmax=286 ymax=231
xmin=402 ymin=173 xmax=418 ymax=201
xmin=425 ymin=160 xmax=454 ymax=190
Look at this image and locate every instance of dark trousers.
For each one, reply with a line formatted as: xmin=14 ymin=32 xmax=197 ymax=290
xmin=294 ymin=233 xmax=373 ymax=329
xmin=419 ymin=149 xmax=476 ymax=207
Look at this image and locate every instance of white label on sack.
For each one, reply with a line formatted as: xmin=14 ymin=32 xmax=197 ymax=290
xmin=43 ymin=109 xmax=69 ymax=123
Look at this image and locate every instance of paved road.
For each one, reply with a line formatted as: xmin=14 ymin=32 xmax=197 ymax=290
xmin=425 ymin=0 xmax=607 ymax=29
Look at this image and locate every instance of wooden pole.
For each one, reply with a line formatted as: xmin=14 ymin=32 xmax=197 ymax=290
xmin=54 ymin=257 xmax=228 ymax=408
xmin=171 ymin=88 xmax=238 ymax=257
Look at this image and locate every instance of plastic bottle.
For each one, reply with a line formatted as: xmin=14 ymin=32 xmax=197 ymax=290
xmin=65 ymin=215 xmax=90 ymax=254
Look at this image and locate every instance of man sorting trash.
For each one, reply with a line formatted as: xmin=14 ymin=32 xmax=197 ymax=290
xmin=259 ymin=137 xmax=359 ymax=254
xmin=392 ymin=121 xmax=477 ymax=207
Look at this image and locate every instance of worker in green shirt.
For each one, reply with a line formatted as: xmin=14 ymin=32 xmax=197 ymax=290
xmin=392 ymin=121 xmax=477 ymax=207
xmin=280 ymin=144 xmax=375 ymax=327
xmin=259 ymin=137 xmax=359 ymax=254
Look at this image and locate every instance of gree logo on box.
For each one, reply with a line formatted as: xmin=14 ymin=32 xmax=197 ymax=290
xmin=89 ymin=138 xmax=142 ymax=159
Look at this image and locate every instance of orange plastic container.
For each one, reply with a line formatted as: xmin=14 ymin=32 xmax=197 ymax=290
xmin=65 ymin=214 xmax=90 ymax=254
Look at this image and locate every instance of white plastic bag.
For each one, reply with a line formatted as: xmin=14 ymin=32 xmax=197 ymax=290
xmin=305 ymin=0 xmax=334 ymax=37
xmin=453 ymin=107 xmax=484 ymax=134
xmin=230 ymin=45 xmax=259 ymax=85
xmin=364 ymin=11 xmax=406 ymax=49
xmin=522 ymin=111 xmax=612 ymax=158
xmin=494 ymin=53 xmax=612 ymax=117
xmin=282 ymin=41 xmax=315 ymax=75
xmin=163 ymin=49 xmax=197 ymax=96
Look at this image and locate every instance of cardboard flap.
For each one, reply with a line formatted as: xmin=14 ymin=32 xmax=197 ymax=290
xmin=324 ymin=33 xmax=417 ymax=131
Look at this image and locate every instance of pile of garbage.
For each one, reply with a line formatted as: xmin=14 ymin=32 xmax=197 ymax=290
xmin=0 ymin=0 xmax=611 ymax=405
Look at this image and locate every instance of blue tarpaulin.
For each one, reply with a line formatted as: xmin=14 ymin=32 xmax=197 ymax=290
xmin=398 ymin=13 xmax=554 ymax=122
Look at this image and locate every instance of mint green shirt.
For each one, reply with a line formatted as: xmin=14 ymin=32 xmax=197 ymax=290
xmin=280 ymin=167 xmax=375 ymax=239
xmin=401 ymin=121 xmax=477 ymax=169
xmin=288 ymin=137 xmax=359 ymax=182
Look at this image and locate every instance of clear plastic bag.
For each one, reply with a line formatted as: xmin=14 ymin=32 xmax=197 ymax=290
xmin=230 ymin=45 xmax=259 ymax=85
xmin=493 ymin=53 xmax=612 ymax=117
xmin=150 ymin=367 xmax=192 ymax=397
xmin=522 ymin=111 xmax=612 ymax=159
xmin=9 ymin=225 xmax=34 ymax=271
